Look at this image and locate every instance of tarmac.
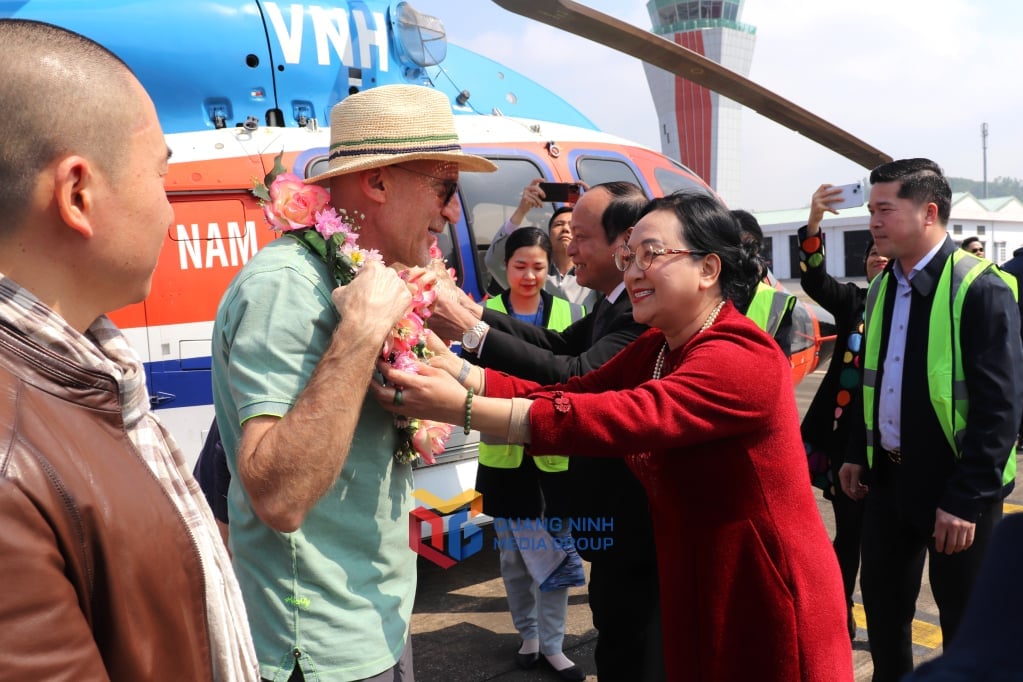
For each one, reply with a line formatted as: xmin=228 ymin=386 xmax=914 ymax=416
xmin=411 ymin=529 xmax=597 ymax=682
xmin=408 ymin=366 xmax=1023 ymax=681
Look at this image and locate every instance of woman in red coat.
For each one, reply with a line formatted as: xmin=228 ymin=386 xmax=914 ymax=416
xmin=375 ymin=192 xmax=852 ymax=681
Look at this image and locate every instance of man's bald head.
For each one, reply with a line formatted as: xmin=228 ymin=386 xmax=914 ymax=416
xmin=0 ymin=20 xmax=143 ymax=229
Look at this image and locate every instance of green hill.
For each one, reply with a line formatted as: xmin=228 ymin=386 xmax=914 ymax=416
xmin=949 ymin=176 xmax=1023 ymax=201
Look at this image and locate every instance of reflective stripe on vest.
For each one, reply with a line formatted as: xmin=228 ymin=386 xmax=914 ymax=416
xmin=745 ymin=282 xmax=797 ymax=337
xmin=863 ymin=251 xmax=1018 ymax=485
xmin=478 ymin=295 xmax=582 ymax=472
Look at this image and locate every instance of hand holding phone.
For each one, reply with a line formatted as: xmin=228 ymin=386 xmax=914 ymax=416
xmin=537 ymin=182 xmax=582 ymax=204
xmin=830 ymin=182 xmax=864 ymax=210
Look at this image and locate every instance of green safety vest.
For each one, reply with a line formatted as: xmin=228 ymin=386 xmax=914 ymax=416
xmin=478 ymin=294 xmax=584 ymax=473
xmin=863 ymin=250 xmax=1018 ymax=486
xmin=745 ymin=282 xmax=797 ymax=337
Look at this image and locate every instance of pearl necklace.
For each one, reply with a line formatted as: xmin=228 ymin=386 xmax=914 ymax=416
xmin=652 ymin=299 xmax=726 ymax=379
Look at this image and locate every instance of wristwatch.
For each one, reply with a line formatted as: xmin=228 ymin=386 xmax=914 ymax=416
xmin=461 ymin=320 xmax=490 ymax=353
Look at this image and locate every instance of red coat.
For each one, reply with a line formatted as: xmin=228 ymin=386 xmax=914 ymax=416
xmin=485 ymin=303 xmax=852 ymax=681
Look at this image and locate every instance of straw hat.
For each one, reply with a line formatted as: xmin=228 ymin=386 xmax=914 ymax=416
xmin=306 ymin=85 xmax=497 ymax=185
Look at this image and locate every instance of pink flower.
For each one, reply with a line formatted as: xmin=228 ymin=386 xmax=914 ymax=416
xmin=429 ymin=236 xmax=444 ymax=261
xmin=412 ymin=420 xmax=453 ymax=465
xmin=264 ymin=173 xmax=331 ymax=231
xmin=402 ymin=268 xmax=438 ymax=319
xmin=391 ymin=312 xmax=426 ymax=354
xmin=313 ymin=207 xmax=353 ymax=239
xmin=390 ymin=350 xmax=421 ymax=374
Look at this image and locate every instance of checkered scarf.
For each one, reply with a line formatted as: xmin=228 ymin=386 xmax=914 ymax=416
xmin=0 ymin=276 xmax=259 ymax=681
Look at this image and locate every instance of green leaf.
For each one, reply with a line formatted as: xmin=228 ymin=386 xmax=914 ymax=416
xmin=251 ymin=180 xmax=270 ymax=202
xmin=288 ymin=229 xmax=358 ymax=287
xmin=263 ymin=150 xmax=288 ymax=188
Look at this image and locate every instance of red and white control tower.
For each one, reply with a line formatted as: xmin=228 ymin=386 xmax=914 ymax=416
xmin=644 ymin=0 xmax=755 ymax=204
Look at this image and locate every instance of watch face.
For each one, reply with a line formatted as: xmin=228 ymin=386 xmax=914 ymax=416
xmin=463 ymin=331 xmax=480 ymax=349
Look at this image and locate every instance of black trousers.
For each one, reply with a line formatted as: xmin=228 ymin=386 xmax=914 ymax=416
xmin=828 ymin=458 xmax=865 ymax=627
xmin=860 ymin=480 xmax=1002 ymax=682
xmin=587 ymin=554 xmax=665 ymax=682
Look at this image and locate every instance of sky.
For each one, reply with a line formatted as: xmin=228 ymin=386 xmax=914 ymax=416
xmin=412 ymin=0 xmax=1023 ymax=211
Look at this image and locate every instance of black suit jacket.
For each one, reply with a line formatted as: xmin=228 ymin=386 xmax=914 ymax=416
xmin=477 ymin=293 xmax=645 ymax=384
xmin=470 ymin=293 xmax=653 ymax=562
xmin=853 ymin=237 xmax=1023 ymax=529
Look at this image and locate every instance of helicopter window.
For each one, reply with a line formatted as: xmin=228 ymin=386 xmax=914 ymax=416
xmin=575 ymin=157 xmax=643 ymax=190
xmin=305 ymin=156 xmax=331 ymax=180
xmin=789 ymin=303 xmax=815 ymax=355
xmin=456 ymin=157 xmax=548 ymax=250
xmin=653 ymin=167 xmax=715 ymax=198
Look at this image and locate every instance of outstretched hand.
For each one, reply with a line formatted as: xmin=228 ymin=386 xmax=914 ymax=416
xmin=428 ymin=285 xmax=484 ymax=343
xmin=370 ymin=357 xmax=468 ymax=425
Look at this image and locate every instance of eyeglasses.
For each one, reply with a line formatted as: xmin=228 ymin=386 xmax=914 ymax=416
xmin=614 ymin=243 xmax=709 ymax=272
xmin=392 ymin=165 xmax=458 ymax=206
xmin=967 ymin=246 xmax=984 ymax=255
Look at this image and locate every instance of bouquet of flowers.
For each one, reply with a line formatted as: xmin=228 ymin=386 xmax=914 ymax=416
xmin=253 ymin=153 xmax=452 ymax=465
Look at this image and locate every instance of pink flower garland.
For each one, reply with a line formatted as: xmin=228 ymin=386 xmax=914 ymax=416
xmin=253 ymin=164 xmax=452 ymax=465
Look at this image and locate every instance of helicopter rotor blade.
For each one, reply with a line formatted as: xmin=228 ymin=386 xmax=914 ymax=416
xmin=491 ymin=0 xmax=892 ymax=170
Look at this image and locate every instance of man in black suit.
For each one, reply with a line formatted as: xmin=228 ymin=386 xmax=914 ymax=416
xmin=430 ymin=181 xmax=663 ymax=681
xmin=839 ymin=159 xmax=1023 ymax=682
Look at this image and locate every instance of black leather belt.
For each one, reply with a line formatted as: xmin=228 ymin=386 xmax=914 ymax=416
xmin=883 ymin=447 xmax=902 ymax=464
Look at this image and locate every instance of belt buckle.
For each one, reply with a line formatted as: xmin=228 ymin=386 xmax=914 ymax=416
xmin=887 ymin=447 xmax=902 ymax=464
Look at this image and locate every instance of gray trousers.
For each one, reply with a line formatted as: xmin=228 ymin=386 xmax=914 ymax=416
xmin=494 ymin=519 xmax=570 ymax=655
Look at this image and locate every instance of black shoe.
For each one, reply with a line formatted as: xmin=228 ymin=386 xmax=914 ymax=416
xmin=550 ymin=663 xmax=585 ymax=681
xmin=515 ymin=651 xmax=539 ymax=670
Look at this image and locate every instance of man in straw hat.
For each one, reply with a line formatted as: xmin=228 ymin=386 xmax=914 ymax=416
xmin=212 ymin=84 xmax=496 ymax=681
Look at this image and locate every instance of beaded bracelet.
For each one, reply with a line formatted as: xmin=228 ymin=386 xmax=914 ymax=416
xmin=463 ymin=388 xmax=474 ymax=435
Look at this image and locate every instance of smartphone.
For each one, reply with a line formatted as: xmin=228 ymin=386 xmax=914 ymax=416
xmin=832 ymin=182 xmax=864 ymax=209
xmin=537 ymin=182 xmax=582 ymax=203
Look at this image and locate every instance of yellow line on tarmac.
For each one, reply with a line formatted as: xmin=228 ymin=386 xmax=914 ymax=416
xmin=850 ymin=503 xmax=1020 ymax=650
xmin=851 ymin=604 xmax=943 ymax=649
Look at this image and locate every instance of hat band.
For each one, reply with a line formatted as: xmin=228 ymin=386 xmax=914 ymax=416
xmin=328 ymin=141 xmax=464 ymax=161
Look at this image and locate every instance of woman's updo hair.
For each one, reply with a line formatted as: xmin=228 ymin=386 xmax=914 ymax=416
xmin=503 ymin=226 xmax=553 ymax=266
xmin=637 ymin=192 xmax=764 ymax=311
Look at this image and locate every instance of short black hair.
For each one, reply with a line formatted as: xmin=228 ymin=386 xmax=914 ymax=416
xmin=869 ymin=158 xmax=951 ymax=225
xmin=548 ymin=206 xmax=573 ymax=230
xmin=0 ymin=19 xmax=139 ymax=230
xmin=593 ymin=181 xmax=648 ymax=244
xmin=960 ymin=236 xmax=983 ymax=251
xmin=503 ymin=226 xmax=552 ymax=265
xmin=863 ymin=238 xmax=877 ymax=263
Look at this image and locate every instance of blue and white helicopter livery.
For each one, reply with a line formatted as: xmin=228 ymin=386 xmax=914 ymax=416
xmin=2 ymin=0 xmax=889 ymax=500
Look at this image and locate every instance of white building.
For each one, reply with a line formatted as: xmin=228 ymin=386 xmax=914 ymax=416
xmin=753 ymin=193 xmax=1023 ymax=280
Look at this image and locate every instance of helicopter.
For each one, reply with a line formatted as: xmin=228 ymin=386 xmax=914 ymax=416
xmin=2 ymin=0 xmax=890 ymax=497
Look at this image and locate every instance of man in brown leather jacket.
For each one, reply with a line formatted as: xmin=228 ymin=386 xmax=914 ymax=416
xmin=0 ymin=19 xmax=264 ymax=680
